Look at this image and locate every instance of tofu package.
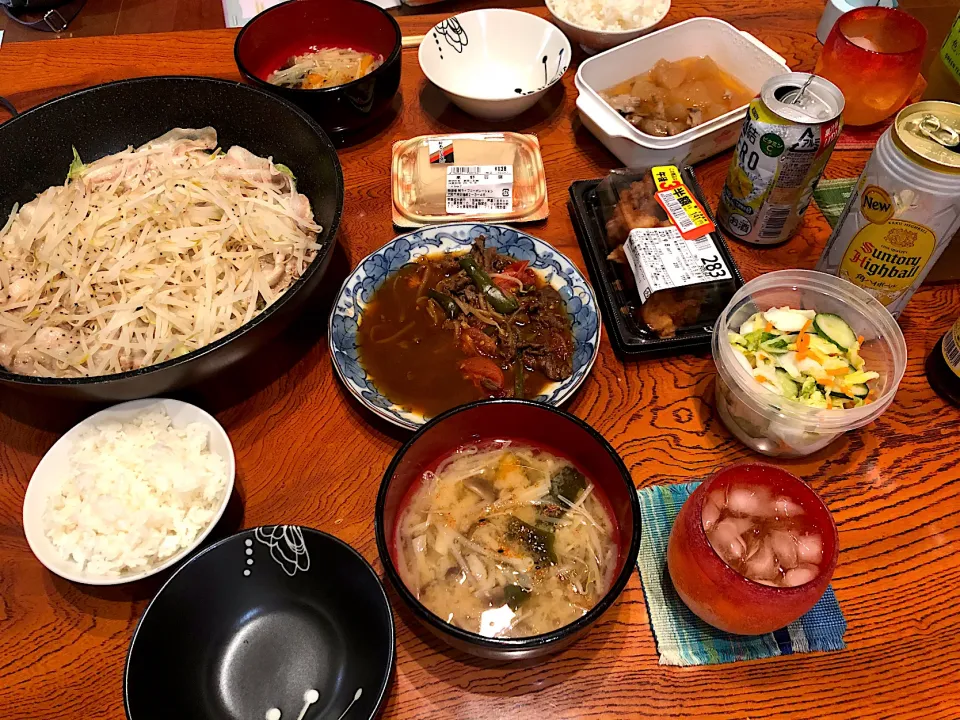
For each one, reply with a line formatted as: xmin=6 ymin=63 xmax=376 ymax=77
xmin=391 ymin=132 xmax=549 ymax=228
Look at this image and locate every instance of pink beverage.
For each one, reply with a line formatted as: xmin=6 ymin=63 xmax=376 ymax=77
xmin=702 ymin=484 xmax=824 ymax=588
xmin=667 ymin=464 xmax=838 ymax=635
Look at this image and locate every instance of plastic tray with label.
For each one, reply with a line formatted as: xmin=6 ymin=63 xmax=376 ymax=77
xmin=568 ymin=166 xmax=745 ymax=357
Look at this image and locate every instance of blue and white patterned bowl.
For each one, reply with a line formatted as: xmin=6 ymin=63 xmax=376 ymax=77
xmin=329 ymin=223 xmax=601 ymax=430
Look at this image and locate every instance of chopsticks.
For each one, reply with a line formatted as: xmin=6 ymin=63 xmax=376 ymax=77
xmin=401 ymin=35 xmax=425 ymax=49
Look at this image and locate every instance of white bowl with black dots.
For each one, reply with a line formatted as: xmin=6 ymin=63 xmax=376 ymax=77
xmin=418 ymin=8 xmax=572 ymax=120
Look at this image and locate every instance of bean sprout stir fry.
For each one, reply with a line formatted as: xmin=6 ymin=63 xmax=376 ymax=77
xmin=0 ymin=128 xmax=321 ymax=378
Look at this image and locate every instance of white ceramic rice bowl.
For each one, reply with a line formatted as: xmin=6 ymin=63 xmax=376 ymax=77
xmin=419 ymin=9 xmax=571 ymax=120
xmin=22 ymin=398 xmax=235 ymax=586
xmin=545 ymin=0 xmax=670 ymax=53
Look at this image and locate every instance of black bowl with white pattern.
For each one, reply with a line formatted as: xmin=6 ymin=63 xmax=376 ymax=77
xmin=124 ymin=526 xmax=394 ymax=720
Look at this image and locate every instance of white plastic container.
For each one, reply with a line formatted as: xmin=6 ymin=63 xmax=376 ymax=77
xmin=575 ymin=17 xmax=791 ymax=167
xmin=712 ymin=270 xmax=907 ymax=458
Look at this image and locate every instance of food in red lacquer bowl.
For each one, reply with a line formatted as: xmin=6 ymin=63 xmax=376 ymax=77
xmin=667 ymin=463 xmax=838 ymax=635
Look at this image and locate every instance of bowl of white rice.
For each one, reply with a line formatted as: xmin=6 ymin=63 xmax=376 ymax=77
xmin=22 ymin=398 xmax=235 ymax=585
xmin=545 ymin=0 xmax=670 ymax=53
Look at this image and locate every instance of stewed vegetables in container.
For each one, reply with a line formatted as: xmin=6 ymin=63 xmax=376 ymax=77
xmin=712 ymin=270 xmax=907 ymax=457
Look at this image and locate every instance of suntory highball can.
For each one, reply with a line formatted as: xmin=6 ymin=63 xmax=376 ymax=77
xmin=816 ymin=101 xmax=960 ymax=317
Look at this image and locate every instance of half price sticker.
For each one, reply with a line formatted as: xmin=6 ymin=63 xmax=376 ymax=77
xmin=651 ymin=165 xmax=716 ymax=240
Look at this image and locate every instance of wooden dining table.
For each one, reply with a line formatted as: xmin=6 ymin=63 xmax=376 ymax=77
xmin=1 ymin=1 xmax=958 ymax=718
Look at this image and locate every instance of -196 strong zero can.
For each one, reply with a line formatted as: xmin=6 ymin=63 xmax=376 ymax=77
xmin=717 ymin=73 xmax=844 ymax=245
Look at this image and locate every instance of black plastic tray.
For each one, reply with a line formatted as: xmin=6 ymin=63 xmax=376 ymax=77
xmin=568 ymin=171 xmax=745 ymax=357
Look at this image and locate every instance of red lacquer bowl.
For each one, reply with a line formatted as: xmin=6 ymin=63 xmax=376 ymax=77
xmin=234 ymin=0 xmax=402 ymax=134
xmin=666 ymin=464 xmax=839 ymax=635
xmin=375 ymin=399 xmax=642 ymax=661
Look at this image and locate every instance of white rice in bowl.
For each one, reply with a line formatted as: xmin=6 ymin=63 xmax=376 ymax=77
xmin=43 ymin=409 xmax=229 ymax=577
xmin=549 ymin=0 xmax=669 ymax=31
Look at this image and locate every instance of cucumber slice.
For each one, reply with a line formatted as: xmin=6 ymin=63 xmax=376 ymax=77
xmin=814 ymin=313 xmax=857 ymax=351
xmin=808 ymin=335 xmax=843 ymax=356
xmin=848 ymin=383 xmax=869 ymax=397
xmin=775 ymin=369 xmax=800 ymax=399
xmin=759 ymin=336 xmax=791 ymax=354
xmin=846 ymin=370 xmax=879 ymax=385
xmin=743 ymin=330 xmax=777 ymax=352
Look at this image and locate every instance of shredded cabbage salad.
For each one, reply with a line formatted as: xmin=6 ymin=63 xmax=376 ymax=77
xmin=729 ymin=306 xmax=880 ymax=409
xmin=0 ymin=128 xmax=321 ymax=378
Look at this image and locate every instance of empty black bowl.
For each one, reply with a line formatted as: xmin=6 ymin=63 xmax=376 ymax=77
xmin=125 ymin=527 xmax=394 ymax=720
xmin=234 ymin=0 xmax=402 ymax=134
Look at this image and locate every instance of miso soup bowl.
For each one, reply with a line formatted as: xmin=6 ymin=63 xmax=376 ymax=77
xmin=234 ymin=0 xmax=402 ymax=134
xmin=375 ymin=399 xmax=642 ymax=661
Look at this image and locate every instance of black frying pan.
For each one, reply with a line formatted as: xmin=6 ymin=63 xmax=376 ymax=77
xmin=0 ymin=76 xmax=343 ymax=402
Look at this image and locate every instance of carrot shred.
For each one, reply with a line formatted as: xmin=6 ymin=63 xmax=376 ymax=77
xmin=857 ymin=335 xmax=864 ymax=344
xmin=796 ymin=333 xmax=811 ymax=354
xmin=826 ymin=366 xmax=849 ymax=376
xmin=800 ymin=319 xmax=812 ymax=333
xmin=764 ymin=321 xmax=774 ymax=332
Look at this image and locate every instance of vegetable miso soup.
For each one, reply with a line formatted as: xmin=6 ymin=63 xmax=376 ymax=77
xmin=395 ymin=442 xmax=619 ymax=639
xmin=268 ymin=47 xmax=383 ymax=90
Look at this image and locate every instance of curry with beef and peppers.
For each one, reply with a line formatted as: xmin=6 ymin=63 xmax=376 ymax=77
xmin=357 ymin=237 xmax=575 ymax=418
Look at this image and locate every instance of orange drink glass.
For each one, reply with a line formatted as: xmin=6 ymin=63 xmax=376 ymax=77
xmin=814 ymin=7 xmax=926 ymax=127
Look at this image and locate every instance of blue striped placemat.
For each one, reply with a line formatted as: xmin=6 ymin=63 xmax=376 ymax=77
xmin=637 ymin=481 xmax=847 ymax=666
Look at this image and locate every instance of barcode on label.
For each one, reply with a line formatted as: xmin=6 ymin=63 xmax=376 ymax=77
xmin=657 ymin=191 xmax=697 ymax=234
xmin=449 ymin=166 xmax=485 ymax=175
xmin=759 ymin=206 xmax=792 ymax=239
xmin=944 ymin=327 xmax=960 ymax=371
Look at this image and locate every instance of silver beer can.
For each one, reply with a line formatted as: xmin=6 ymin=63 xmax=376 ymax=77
xmin=816 ymin=101 xmax=960 ymax=317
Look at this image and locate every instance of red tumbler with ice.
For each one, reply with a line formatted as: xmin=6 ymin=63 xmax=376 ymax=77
xmin=667 ymin=464 xmax=838 ymax=635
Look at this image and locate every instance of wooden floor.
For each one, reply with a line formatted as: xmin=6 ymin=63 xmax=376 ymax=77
xmin=0 ymin=0 xmax=226 ymax=43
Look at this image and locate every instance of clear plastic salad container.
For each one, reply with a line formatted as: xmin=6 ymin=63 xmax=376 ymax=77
xmin=712 ymin=270 xmax=907 ymax=457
